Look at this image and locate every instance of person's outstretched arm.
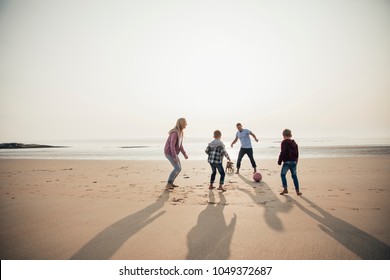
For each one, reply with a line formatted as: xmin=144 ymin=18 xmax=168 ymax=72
xmin=231 ymin=136 xmax=238 ymax=148
xmin=249 ymin=132 xmax=259 ymax=142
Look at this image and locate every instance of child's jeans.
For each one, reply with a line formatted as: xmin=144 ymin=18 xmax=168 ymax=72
xmin=166 ymin=154 xmax=182 ymax=184
xmin=210 ymin=163 xmax=225 ymax=185
xmin=281 ymin=161 xmax=300 ymax=190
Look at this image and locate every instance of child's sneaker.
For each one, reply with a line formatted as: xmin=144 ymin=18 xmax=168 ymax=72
xmin=280 ymin=189 xmax=288 ymax=195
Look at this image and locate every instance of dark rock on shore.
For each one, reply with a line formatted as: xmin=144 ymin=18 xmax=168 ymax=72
xmin=0 ymin=143 xmax=67 ymax=149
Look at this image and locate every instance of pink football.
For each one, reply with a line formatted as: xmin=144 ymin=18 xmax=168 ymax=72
xmin=253 ymin=172 xmax=262 ymax=182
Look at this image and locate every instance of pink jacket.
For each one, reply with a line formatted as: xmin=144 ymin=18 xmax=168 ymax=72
xmin=164 ymin=130 xmax=187 ymax=159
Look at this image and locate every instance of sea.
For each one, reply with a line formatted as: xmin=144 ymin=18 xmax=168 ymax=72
xmin=1 ymin=137 xmax=390 ymax=161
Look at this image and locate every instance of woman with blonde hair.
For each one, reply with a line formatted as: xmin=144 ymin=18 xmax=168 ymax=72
xmin=164 ymin=118 xmax=188 ymax=190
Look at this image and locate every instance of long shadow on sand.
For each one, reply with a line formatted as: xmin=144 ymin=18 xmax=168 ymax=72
xmin=186 ymin=191 xmax=236 ymax=259
xmin=70 ymin=190 xmax=170 ymax=260
xmin=238 ymin=174 xmax=292 ymax=231
xmin=290 ymin=196 xmax=390 ymax=259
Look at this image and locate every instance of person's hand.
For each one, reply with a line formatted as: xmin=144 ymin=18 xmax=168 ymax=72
xmin=230 ymin=143 xmax=234 ymax=148
xmin=184 ymin=154 xmax=188 ymax=160
xmin=255 ymin=138 xmax=259 ymax=142
xmin=278 ymin=161 xmax=281 ymax=166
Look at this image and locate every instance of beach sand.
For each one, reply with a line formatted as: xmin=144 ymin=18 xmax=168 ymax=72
xmin=0 ymin=157 xmax=389 ymax=260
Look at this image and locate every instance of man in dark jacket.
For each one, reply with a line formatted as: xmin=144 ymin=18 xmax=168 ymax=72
xmin=278 ymin=129 xmax=302 ymax=195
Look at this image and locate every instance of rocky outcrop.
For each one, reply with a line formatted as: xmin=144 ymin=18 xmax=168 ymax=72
xmin=0 ymin=143 xmax=66 ymax=149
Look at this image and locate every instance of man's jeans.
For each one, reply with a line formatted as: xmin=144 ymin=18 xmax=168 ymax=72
xmin=237 ymin=148 xmax=257 ymax=169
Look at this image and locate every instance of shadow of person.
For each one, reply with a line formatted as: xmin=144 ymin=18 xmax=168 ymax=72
xmin=70 ymin=190 xmax=170 ymax=260
xmin=291 ymin=196 xmax=390 ymax=259
xmin=186 ymin=191 xmax=237 ymax=259
xmin=237 ymin=174 xmax=292 ymax=231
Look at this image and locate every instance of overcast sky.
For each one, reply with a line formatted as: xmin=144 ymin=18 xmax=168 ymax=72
xmin=0 ymin=0 xmax=389 ymax=142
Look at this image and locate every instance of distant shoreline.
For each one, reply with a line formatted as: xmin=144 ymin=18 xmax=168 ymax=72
xmin=1 ymin=139 xmax=390 ymax=160
xmin=120 ymin=146 xmax=149 ymax=149
xmin=0 ymin=143 xmax=68 ymax=149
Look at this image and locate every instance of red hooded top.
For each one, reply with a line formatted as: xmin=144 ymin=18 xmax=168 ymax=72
xmin=278 ymin=139 xmax=299 ymax=165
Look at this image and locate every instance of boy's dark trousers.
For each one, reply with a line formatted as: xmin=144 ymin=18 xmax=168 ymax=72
xmin=210 ymin=163 xmax=225 ymax=184
xmin=236 ymin=148 xmax=257 ymax=169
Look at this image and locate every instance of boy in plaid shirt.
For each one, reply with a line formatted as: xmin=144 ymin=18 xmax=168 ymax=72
xmin=205 ymin=130 xmax=231 ymax=191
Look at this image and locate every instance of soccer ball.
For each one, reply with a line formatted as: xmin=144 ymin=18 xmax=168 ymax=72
xmin=253 ymin=172 xmax=262 ymax=182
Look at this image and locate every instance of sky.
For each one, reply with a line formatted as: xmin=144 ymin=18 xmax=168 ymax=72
xmin=0 ymin=0 xmax=389 ymax=142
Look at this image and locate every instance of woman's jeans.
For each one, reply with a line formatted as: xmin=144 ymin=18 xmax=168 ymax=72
xmin=210 ymin=163 xmax=225 ymax=185
xmin=281 ymin=161 xmax=300 ymax=190
xmin=166 ymin=154 xmax=182 ymax=184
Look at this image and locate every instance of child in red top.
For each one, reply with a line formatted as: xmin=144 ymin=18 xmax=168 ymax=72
xmin=278 ymin=129 xmax=302 ymax=195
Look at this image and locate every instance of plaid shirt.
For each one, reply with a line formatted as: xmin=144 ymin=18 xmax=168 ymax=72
xmin=205 ymin=143 xmax=230 ymax=164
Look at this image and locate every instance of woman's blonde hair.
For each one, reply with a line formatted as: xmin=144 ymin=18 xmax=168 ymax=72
xmin=169 ymin=118 xmax=187 ymax=134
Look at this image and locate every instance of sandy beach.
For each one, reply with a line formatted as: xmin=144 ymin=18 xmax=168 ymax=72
xmin=0 ymin=156 xmax=389 ymax=260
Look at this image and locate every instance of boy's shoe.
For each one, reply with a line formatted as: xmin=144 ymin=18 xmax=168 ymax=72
xmin=165 ymin=183 xmax=174 ymax=190
xmin=209 ymin=184 xmax=215 ymax=190
xmin=280 ymin=189 xmax=288 ymax=195
xmin=296 ymin=191 xmax=302 ymax=195
xmin=172 ymin=183 xmax=179 ymax=188
xmin=217 ymin=185 xmax=227 ymax=192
